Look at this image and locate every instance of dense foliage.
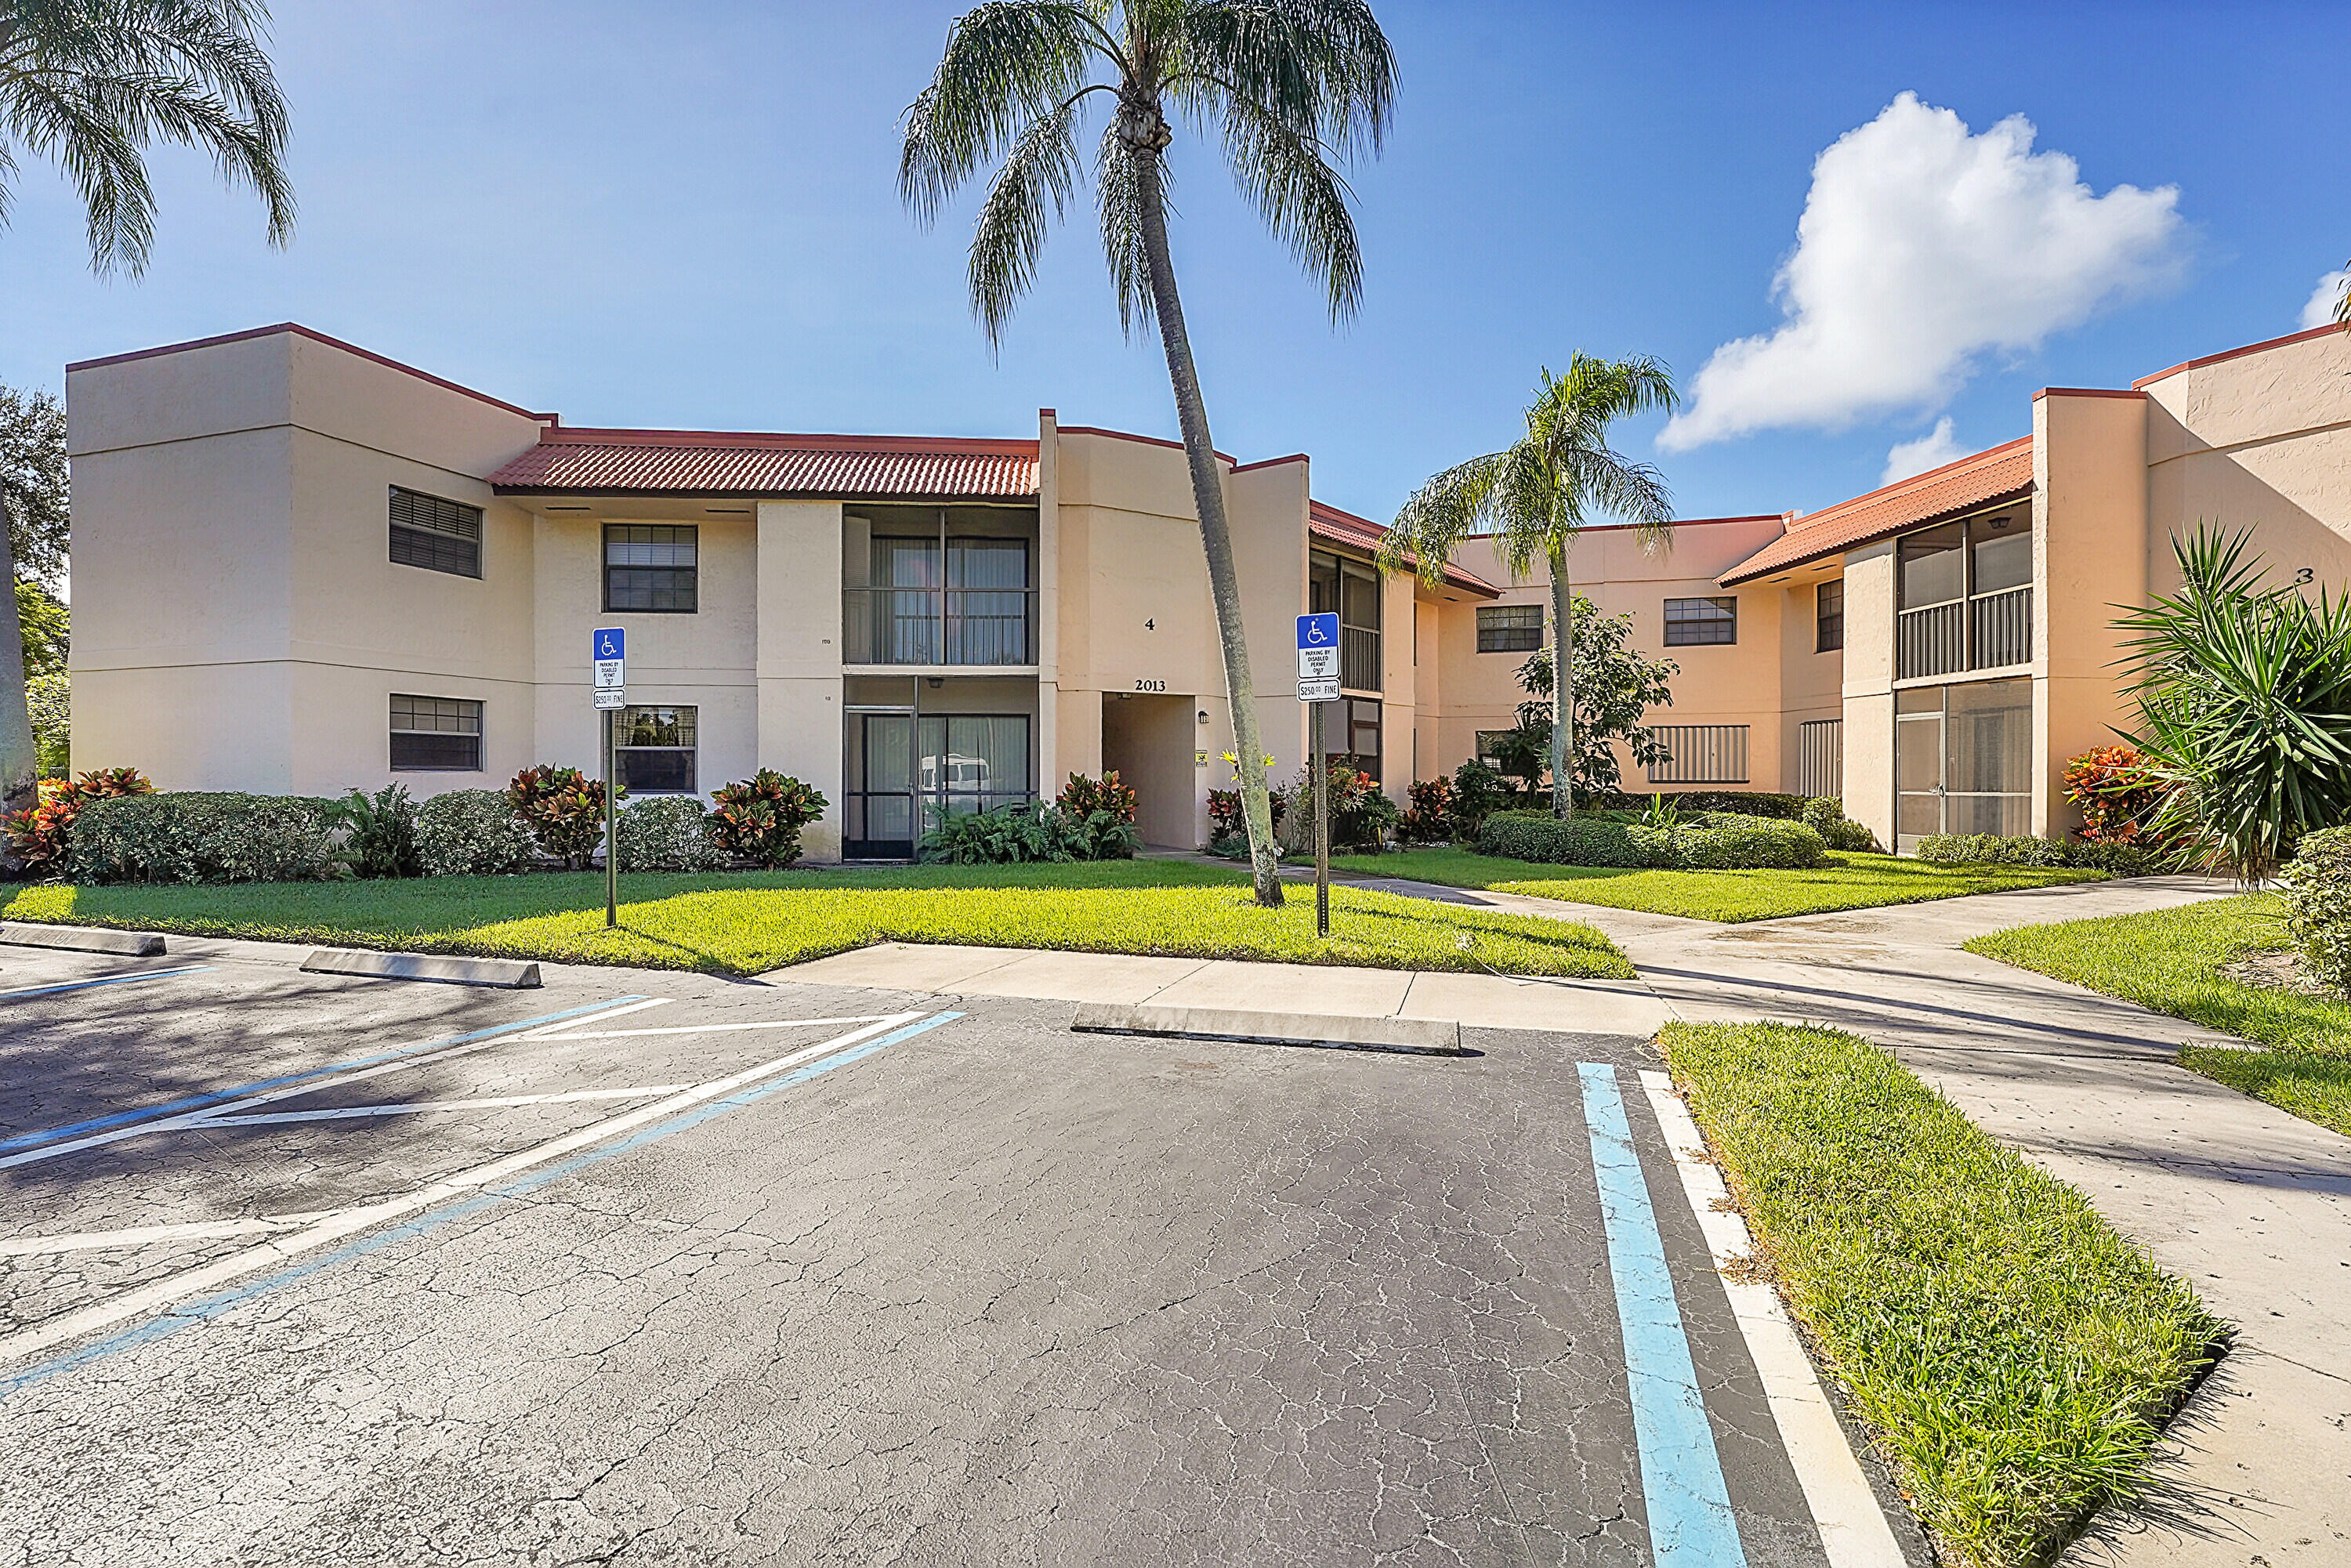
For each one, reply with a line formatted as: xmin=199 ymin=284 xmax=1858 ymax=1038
xmin=507 ymin=765 xmax=617 ymax=871
xmin=415 ymin=789 xmax=538 ymax=877
xmin=1445 ymin=759 xmax=1516 ymax=842
xmin=331 ymin=784 xmax=423 ymax=878
xmin=2 ymin=767 xmax=153 ymax=875
xmin=2117 ymin=525 xmax=2351 ymax=880
xmin=1277 ymin=762 xmax=1400 ymax=854
xmin=1505 ymin=602 xmax=1679 ymax=802
xmin=1400 ymin=777 xmax=1451 ymax=842
xmin=2063 ymin=745 xmax=2170 ymax=847
xmin=2279 ymin=826 xmax=2351 ymax=994
xmin=708 ymin=770 xmax=827 ymax=869
xmin=617 ymin=796 xmax=726 ymax=872
xmin=918 ymin=800 xmax=1141 ymax=865
xmin=1055 ymin=770 xmax=1138 ymax=824
xmin=1478 ymin=808 xmax=1827 ymax=871
xmin=1917 ymin=833 xmax=2160 ymax=876
xmin=66 ymin=792 xmax=341 ymax=883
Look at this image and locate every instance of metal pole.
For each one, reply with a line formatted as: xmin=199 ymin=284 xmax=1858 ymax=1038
xmin=1313 ymin=700 xmax=1330 ymax=938
xmin=603 ymin=708 xmax=618 ymax=929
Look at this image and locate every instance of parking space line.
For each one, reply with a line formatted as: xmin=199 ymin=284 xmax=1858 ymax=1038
xmin=526 ymin=1014 xmax=906 ymax=1042
xmin=1578 ymin=1061 xmax=1751 ymax=1568
xmin=0 ymin=966 xmax=212 ymax=1005
xmin=0 ymin=1009 xmax=945 ymax=1373
xmin=0 ymin=996 xmax=655 ymax=1167
xmin=1639 ymin=1071 xmax=1907 ymax=1568
xmin=189 ymin=1086 xmax=692 ymax=1128
xmin=0 ymin=1212 xmax=338 ymax=1258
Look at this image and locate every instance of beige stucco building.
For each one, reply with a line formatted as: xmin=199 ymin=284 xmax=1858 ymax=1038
xmin=63 ymin=321 xmax=2351 ymax=858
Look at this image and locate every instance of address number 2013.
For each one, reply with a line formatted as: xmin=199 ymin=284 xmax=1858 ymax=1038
xmin=1134 ymin=679 xmax=1168 ymax=692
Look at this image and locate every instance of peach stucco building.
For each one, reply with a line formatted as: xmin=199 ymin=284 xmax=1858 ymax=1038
xmin=63 ymin=321 xmax=2351 ymax=858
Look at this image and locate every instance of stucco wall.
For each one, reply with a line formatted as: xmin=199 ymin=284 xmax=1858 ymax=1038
xmin=1838 ymin=540 xmax=1898 ymax=848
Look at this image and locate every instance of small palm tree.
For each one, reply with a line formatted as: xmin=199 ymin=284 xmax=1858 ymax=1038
xmin=1380 ymin=356 xmax=1677 ymax=817
xmin=900 ymin=0 xmax=1394 ymax=907
xmin=0 ymin=0 xmax=295 ymax=805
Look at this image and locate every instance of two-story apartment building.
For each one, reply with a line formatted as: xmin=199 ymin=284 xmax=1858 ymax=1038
xmin=63 ymin=320 xmax=2351 ymax=859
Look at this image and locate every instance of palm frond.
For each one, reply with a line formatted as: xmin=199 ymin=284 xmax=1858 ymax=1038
xmin=1093 ymin=117 xmax=1155 ymax=333
xmin=1175 ymin=0 xmax=1394 ymax=157
xmin=898 ymin=1 xmax=1107 ymax=226
xmin=1380 ymin=451 xmax=1504 ymax=584
xmin=1212 ymin=87 xmax=1360 ymax=320
xmin=967 ymin=94 xmax=1086 ymax=346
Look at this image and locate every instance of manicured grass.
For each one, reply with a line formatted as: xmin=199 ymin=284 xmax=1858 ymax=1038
xmin=1 ymin=859 xmax=1631 ymax=980
xmin=1332 ymin=846 xmax=2101 ymax=922
xmin=1968 ymin=894 xmax=2351 ymax=1137
xmin=1662 ymin=1021 xmax=2226 ymax=1568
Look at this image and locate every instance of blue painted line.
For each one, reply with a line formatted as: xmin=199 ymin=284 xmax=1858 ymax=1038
xmin=1578 ymin=1060 xmax=1750 ymax=1568
xmin=0 ymin=995 xmax=646 ymax=1156
xmin=0 ymin=1010 xmax=961 ymax=1403
xmin=0 ymin=965 xmax=211 ymax=1005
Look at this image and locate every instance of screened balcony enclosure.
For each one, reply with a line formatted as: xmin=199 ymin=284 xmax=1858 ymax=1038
xmin=843 ymin=505 xmax=1038 ymax=667
xmin=1895 ymin=677 xmax=2033 ymax=851
xmin=1896 ymin=509 xmax=2032 ymax=679
xmin=1310 ymin=549 xmax=1382 ymax=691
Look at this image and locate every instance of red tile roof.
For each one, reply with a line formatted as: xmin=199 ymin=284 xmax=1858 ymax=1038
xmin=490 ymin=426 xmax=1042 ymax=501
xmin=1310 ymin=502 xmax=1501 ymax=598
xmin=1719 ymin=436 xmax=2034 ymax=586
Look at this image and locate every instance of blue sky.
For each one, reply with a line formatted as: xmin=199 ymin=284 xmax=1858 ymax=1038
xmin=3 ymin=2 xmax=2345 ymax=525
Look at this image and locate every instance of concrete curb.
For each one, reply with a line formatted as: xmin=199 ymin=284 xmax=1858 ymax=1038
xmin=0 ymin=923 xmax=168 ymax=958
xmin=300 ymin=948 xmax=542 ymax=989
xmin=1070 ymin=1001 xmax=1461 ymax=1056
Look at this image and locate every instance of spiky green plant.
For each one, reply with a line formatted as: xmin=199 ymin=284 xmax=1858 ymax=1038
xmin=2115 ymin=524 xmax=2351 ymax=882
xmin=899 ymin=0 xmax=1395 ymax=906
xmin=1379 ymin=357 xmax=1679 ymax=817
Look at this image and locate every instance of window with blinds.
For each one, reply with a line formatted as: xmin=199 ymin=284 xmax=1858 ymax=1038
xmin=389 ymin=694 xmax=483 ymax=772
xmin=616 ymin=705 xmax=698 ymax=793
xmin=1663 ymin=596 xmax=1738 ymax=646
xmin=605 ymin=525 xmax=699 ymax=613
xmin=389 ymin=487 xmax=482 ymax=578
xmin=1477 ymin=604 xmax=1543 ymax=654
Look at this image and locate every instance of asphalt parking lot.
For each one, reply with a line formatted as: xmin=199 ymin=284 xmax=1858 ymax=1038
xmin=0 ymin=940 xmax=1912 ymax=1566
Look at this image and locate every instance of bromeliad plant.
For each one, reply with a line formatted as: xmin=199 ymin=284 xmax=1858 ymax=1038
xmin=507 ymin=765 xmax=616 ymax=871
xmin=2115 ymin=526 xmax=2351 ymax=882
xmin=709 ymin=770 xmax=827 ymax=868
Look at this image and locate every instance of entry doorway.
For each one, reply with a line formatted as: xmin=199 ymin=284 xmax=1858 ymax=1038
xmin=1893 ymin=678 xmax=2032 ymax=852
xmin=1101 ymin=693 xmax=1198 ymax=849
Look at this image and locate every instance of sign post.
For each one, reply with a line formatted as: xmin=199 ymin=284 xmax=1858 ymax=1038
xmin=592 ymin=628 xmax=625 ymax=928
xmin=1297 ymin=613 xmax=1339 ymax=938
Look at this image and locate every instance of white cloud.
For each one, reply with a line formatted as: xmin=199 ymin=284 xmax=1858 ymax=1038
xmin=1882 ymin=418 xmax=1967 ymax=485
xmin=1660 ymin=92 xmax=2183 ymax=451
xmin=2299 ymin=270 xmax=2349 ymax=330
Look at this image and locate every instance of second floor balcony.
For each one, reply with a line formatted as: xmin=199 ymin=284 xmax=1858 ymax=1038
xmin=1895 ymin=510 xmax=2033 ymax=680
xmin=842 ymin=585 xmax=1036 ymax=666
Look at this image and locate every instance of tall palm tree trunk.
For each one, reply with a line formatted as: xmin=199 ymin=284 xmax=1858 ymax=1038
xmin=1132 ymin=143 xmax=1283 ymax=905
xmin=1549 ymin=545 xmax=1572 ymax=819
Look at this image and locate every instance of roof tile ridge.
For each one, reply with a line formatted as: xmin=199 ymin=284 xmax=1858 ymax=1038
xmin=539 ymin=426 xmax=1041 ymax=454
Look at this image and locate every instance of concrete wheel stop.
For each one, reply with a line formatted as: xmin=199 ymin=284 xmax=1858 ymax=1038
xmin=1070 ymin=1001 xmax=1461 ymax=1056
xmin=301 ymin=947 xmax=542 ymax=989
xmin=0 ymin=922 xmax=168 ymax=958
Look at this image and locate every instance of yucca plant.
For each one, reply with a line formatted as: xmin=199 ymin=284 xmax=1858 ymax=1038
xmin=2114 ymin=525 xmax=2351 ymax=882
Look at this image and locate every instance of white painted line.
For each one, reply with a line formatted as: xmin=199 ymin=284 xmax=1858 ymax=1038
xmin=1637 ymin=1070 xmax=1907 ymax=1568
xmin=0 ymin=1212 xmax=339 ymax=1258
xmin=512 ymin=997 xmax=675 ymax=1037
xmin=0 ymin=997 xmax=669 ymax=1172
xmin=189 ymin=1086 xmax=692 ymax=1128
xmin=525 ymin=1014 xmax=899 ymax=1042
xmin=0 ymin=1011 xmax=926 ymax=1367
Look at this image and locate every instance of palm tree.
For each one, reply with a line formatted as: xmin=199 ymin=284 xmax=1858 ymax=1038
xmin=1379 ymin=357 xmax=1677 ymax=817
xmin=0 ymin=0 xmax=294 ymax=806
xmin=900 ymin=0 xmax=1394 ymax=907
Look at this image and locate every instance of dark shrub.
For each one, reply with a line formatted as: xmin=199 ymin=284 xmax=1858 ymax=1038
xmin=1 ymin=766 xmax=154 ymax=875
xmin=1478 ymin=809 xmax=1826 ymax=871
xmin=331 ymin=783 xmax=423 ymax=878
xmin=708 ymin=770 xmax=827 ymax=868
xmin=508 ymin=765 xmax=615 ymax=871
xmin=416 ymin=788 xmax=537 ymax=876
xmin=1056 ymin=770 xmax=1138 ymax=823
xmin=1447 ymin=759 xmax=1514 ymax=840
xmin=617 ymin=796 xmax=726 ymax=871
xmin=66 ymin=792 xmax=340 ymax=883
xmin=1402 ymin=777 xmax=1452 ymax=842
xmin=918 ymin=800 xmax=1140 ymax=864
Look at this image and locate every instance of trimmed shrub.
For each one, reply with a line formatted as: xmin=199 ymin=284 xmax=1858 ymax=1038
xmin=1588 ymin=788 xmax=1813 ymax=820
xmin=331 ymin=783 xmax=423 ymax=878
xmin=1799 ymin=795 xmax=1881 ymax=853
xmin=1915 ymin=833 xmax=2161 ymax=877
xmin=708 ymin=770 xmax=827 ymax=869
xmin=2280 ymin=826 xmax=2351 ymax=994
xmin=614 ymin=795 xmax=725 ymax=871
xmin=66 ymin=792 xmax=340 ymax=884
xmin=2 ymin=766 xmax=154 ymax=875
xmin=1447 ymin=759 xmax=1516 ymax=840
xmin=1277 ymin=762 xmax=1398 ymax=854
xmin=1402 ymin=777 xmax=1452 ymax=842
xmin=509 ymin=765 xmax=615 ymax=871
xmin=417 ymin=788 xmax=538 ymax=876
xmin=1478 ymin=809 xmax=1826 ymax=871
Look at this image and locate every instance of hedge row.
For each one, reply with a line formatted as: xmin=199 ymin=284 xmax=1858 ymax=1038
xmin=1914 ymin=833 xmax=2163 ymax=877
xmin=1477 ymin=809 xmax=1828 ymax=871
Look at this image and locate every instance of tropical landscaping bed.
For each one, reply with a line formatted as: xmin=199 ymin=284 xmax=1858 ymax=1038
xmin=1332 ymin=846 xmax=2100 ymax=922
xmin=1967 ymin=893 xmax=2351 ymax=1137
xmin=1661 ymin=1021 xmax=2227 ymax=1568
xmin=0 ymin=859 xmax=1632 ymax=980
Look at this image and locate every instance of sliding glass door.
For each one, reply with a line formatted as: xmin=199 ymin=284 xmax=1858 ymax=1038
xmin=1895 ymin=678 xmax=2033 ymax=852
xmin=843 ymin=712 xmax=1034 ymax=859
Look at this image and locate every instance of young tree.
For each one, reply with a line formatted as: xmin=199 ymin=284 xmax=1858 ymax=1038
xmin=1379 ymin=356 xmax=1678 ymax=819
xmin=900 ymin=1 xmax=1395 ymax=906
xmin=0 ymin=386 xmax=67 ymax=803
xmin=1507 ymin=596 xmax=1677 ymax=803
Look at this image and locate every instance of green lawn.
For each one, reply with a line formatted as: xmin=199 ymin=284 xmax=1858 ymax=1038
xmin=1967 ymin=894 xmax=2351 ymax=1137
xmin=2 ymin=859 xmax=1632 ymax=980
xmin=1332 ymin=846 xmax=2102 ymax=922
xmin=1663 ymin=1021 xmax=2226 ymax=1568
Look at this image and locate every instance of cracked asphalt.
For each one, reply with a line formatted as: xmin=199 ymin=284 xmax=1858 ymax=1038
xmin=0 ymin=943 xmax=1904 ymax=1566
